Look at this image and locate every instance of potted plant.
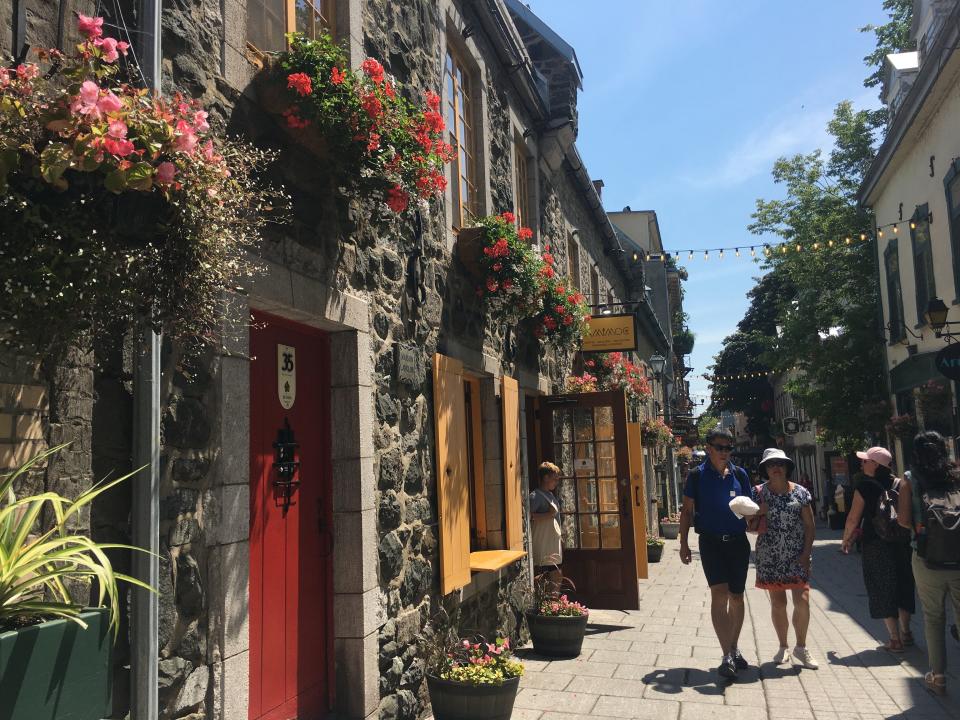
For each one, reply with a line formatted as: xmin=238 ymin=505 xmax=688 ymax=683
xmin=640 ymin=418 xmax=675 ymax=447
xmin=0 ymin=444 xmax=152 ymax=720
xmin=468 ymin=212 xmax=543 ymax=323
xmin=660 ymin=513 xmax=681 ymax=540
xmin=524 ymin=575 xmax=589 ymax=657
xmin=647 ymin=536 xmax=665 ymax=563
xmin=421 ymin=608 xmax=524 ymax=720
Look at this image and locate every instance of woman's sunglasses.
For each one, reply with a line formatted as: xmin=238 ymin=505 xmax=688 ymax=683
xmin=765 ymin=460 xmax=788 ymax=468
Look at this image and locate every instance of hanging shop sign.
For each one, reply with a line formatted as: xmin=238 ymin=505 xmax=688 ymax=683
xmin=783 ymin=417 xmax=800 ymax=435
xmin=277 ymin=344 xmax=296 ymax=409
xmin=582 ymin=313 xmax=637 ymax=352
xmin=935 ymin=342 xmax=960 ymax=381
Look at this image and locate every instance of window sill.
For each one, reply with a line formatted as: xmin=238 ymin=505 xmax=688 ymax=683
xmin=469 ymin=549 xmax=526 ymax=572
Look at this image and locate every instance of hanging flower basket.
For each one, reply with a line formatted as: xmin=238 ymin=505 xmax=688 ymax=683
xmin=264 ymin=33 xmax=453 ymax=214
xmin=640 ymin=418 xmax=675 ymax=446
xmin=0 ymin=14 xmax=284 ymax=356
xmin=569 ymin=353 xmax=652 ymax=409
xmin=469 ymin=213 xmax=543 ymax=324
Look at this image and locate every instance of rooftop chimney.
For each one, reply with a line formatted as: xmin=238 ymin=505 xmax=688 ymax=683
xmin=592 ymin=179 xmax=604 ymax=198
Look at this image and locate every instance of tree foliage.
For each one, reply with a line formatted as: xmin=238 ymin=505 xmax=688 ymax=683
xmin=742 ymin=101 xmax=889 ymax=451
xmin=861 ymin=0 xmax=915 ymax=88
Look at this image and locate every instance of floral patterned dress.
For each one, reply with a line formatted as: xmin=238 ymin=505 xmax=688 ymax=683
xmin=753 ymin=482 xmax=812 ymax=590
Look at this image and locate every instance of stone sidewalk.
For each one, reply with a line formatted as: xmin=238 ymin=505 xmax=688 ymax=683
xmin=509 ymin=527 xmax=960 ymax=720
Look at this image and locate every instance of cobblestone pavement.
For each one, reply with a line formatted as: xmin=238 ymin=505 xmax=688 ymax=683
xmin=510 ymin=526 xmax=960 ymax=720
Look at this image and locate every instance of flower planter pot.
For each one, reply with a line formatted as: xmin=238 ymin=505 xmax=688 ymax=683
xmin=0 ymin=608 xmax=112 ymax=720
xmin=426 ymin=674 xmax=520 ymax=720
xmin=455 ymin=226 xmax=486 ymax=281
xmin=647 ymin=543 xmax=664 ymax=563
xmin=525 ymin=611 xmax=589 ymax=657
xmin=660 ymin=522 xmax=680 ymax=540
xmin=253 ymin=67 xmax=329 ymax=160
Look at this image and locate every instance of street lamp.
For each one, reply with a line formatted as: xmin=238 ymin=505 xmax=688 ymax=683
xmin=925 ymin=297 xmax=950 ymax=333
xmin=649 ymin=353 xmax=666 ymax=378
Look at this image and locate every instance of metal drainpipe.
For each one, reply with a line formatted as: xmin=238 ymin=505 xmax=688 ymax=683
xmin=131 ymin=1 xmax=162 ymax=719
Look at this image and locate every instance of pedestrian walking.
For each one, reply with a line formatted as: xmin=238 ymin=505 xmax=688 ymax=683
xmin=896 ymin=431 xmax=960 ymax=696
xmin=530 ymin=462 xmax=563 ymax=586
xmin=841 ymin=446 xmax=915 ymax=652
xmin=751 ymin=449 xmax=818 ymax=669
xmin=679 ymin=428 xmax=753 ymax=679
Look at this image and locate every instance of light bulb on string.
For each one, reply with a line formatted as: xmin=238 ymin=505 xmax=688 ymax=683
xmin=893 ymin=225 xmax=899 ymax=234
xmin=878 ymin=229 xmax=884 ymax=238
xmin=750 ymin=247 xmax=756 ymax=257
xmin=735 ymin=248 xmax=740 ymax=257
xmin=860 ymin=233 xmax=866 ymax=241
xmin=910 ymin=220 xmax=917 ymax=230
xmin=796 ymin=243 xmax=802 ymax=252
xmin=719 ymin=249 xmax=724 ymax=260
xmin=813 ymin=242 xmax=819 ymax=250
xmin=845 ymin=237 xmax=851 ymax=245
xmin=645 ymin=252 xmax=651 ymax=262
xmin=764 ymin=245 xmax=771 ymax=256
xmin=688 ymin=250 xmax=693 ymax=260
xmin=828 ymin=239 xmax=834 ymax=247
xmin=781 ymin=245 xmax=787 ymax=254
xmin=704 ymin=250 xmax=709 ymax=261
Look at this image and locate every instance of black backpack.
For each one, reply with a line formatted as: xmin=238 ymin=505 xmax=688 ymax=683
xmin=913 ymin=474 xmax=960 ymax=568
xmin=868 ymin=477 xmax=911 ymax=543
xmin=687 ymin=464 xmax=750 ymax=534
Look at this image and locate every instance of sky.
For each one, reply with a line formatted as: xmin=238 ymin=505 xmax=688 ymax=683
xmin=526 ymin=0 xmax=885 ymax=414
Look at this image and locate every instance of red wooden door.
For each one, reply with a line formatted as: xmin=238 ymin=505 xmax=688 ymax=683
xmin=249 ymin=311 xmax=332 ymax=720
xmin=540 ymin=390 xmax=639 ymax=610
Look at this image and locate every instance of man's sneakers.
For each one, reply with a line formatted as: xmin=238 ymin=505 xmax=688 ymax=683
xmin=773 ymin=646 xmax=792 ymax=665
xmin=792 ymin=646 xmax=819 ymax=669
xmin=718 ymin=654 xmax=737 ymax=679
xmin=731 ymin=648 xmax=750 ymax=670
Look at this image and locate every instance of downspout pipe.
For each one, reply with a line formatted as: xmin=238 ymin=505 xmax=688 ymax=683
xmin=131 ymin=1 xmax=161 ymax=718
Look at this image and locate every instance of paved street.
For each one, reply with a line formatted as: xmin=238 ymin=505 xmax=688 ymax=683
xmin=510 ymin=526 xmax=960 ymax=720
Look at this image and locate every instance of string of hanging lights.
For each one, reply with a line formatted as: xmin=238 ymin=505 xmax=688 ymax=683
xmin=627 ymin=215 xmax=924 ymax=264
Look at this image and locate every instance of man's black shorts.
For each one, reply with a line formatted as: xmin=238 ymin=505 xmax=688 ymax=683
xmin=698 ymin=533 xmax=750 ymax=594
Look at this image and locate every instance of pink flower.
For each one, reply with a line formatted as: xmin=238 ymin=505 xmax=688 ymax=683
xmin=80 ymin=80 xmax=100 ymax=106
xmin=103 ymin=137 xmax=135 ymax=157
xmin=107 ymin=119 xmax=128 ymax=139
xmin=95 ymin=37 xmax=124 ymax=63
xmin=174 ymin=120 xmax=198 ymax=155
xmin=15 ymin=63 xmax=40 ymax=81
xmin=0 ymin=68 xmax=9 ymax=87
xmin=155 ymin=161 xmax=176 ymax=185
xmin=193 ymin=110 xmax=209 ymax=133
xmin=97 ymin=91 xmax=122 ymax=114
xmin=201 ymin=140 xmax=217 ymax=163
xmin=77 ymin=14 xmax=104 ymax=39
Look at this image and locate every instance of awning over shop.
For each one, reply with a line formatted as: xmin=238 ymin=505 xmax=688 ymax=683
xmin=890 ymin=351 xmax=940 ymax=394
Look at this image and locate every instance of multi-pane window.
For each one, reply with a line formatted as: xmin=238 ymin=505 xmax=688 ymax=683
xmin=514 ymin=138 xmax=532 ymax=230
xmin=446 ymin=46 xmax=479 ymax=229
xmin=566 ymin=234 xmax=581 ymax=291
xmin=247 ymin=0 xmax=335 ymax=53
xmin=911 ymin=203 xmax=936 ymax=324
xmin=590 ymin=267 xmax=600 ymax=307
xmin=885 ymin=239 xmax=905 ymax=344
xmin=945 ymin=161 xmax=960 ymax=299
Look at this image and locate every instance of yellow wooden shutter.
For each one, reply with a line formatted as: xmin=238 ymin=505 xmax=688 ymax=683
xmin=627 ymin=421 xmax=648 ymax=580
xmin=501 ymin=375 xmax=523 ymax=551
xmin=433 ymin=353 xmax=471 ymax=594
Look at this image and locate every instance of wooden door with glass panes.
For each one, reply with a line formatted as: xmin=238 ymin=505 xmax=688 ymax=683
xmin=540 ymin=390 xmax=638 ymax=610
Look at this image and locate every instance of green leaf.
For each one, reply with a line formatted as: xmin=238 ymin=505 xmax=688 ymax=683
xmin=126 ymin=162 xmax=155 ymax=191
xmin=39 ymin=143 xmax=72 ymax=190
xmin=104 ymin=168 xmax=128 ymax=193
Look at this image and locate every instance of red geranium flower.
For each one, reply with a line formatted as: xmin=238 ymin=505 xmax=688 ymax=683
xmin=425 ymin=90 xmax=441 ymax=111
xmin=361 ymin=58 xmax=384 ymax=84
xmin=386 ymin=185 xmax=409 ymax=213
xmin=486 ymin=278 xmax=499 ymax=292
xmin=518 ymin=227 xmax=533 ymax=240
xmin=501 ymin=211 xmax=516 ymax=224
xmin=330 ymin=67 xmax=345 ymax=85
xmin=286 ymin=72 xmax=312 ymax=96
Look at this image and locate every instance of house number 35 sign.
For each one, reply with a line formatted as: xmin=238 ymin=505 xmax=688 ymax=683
xmin=278 ymin=344 xmax=296 ymax=409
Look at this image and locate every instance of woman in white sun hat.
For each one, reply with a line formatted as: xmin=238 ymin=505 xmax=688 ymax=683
xmin=841 ymin=446 xmax=915 ymax=653
xmin=751 ymin=447 xmax=818 ymax=669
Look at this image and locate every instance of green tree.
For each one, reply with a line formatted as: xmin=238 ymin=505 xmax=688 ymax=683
xmin=861 ymin=0 xmax=915 ymax=88
xmin=747 ymin=102 xmax=889 ymax=451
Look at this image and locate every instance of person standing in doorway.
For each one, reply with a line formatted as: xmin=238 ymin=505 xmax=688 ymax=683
xmin=752 ymin=449 xmax=818 ymax=669
xmin=679 ymin=428 xmax=753 ymax=679
xmin=530 ymin=462 xmax=563 ymax=586
xmin=841 ymin=446 xmax=915 ymax=652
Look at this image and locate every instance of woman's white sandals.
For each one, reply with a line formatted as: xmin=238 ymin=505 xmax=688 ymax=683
xmin=792 ymin=646 xmax=819 ymax=669
xmin=773 ymin=647 xmax=791 ymax=665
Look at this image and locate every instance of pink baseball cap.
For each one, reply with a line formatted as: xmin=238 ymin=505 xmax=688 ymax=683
xmin=856 ymin=446 xmax=892 ymax=468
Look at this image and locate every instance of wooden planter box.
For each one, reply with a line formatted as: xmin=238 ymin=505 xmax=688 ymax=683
xmin=0 ymin=609 xmax=113 ymax=720
xmin=253 ymin=66 xmax=329 ymax=159
xmin=647 ymin=543 xmax=664 ymax=563
xmin=426 ymin=674 xmax=520 ymax=720
xmin=454 ymin=226 xmax=486 ymax=282
xmin=525 ymin=611 xmax=588 ymax=657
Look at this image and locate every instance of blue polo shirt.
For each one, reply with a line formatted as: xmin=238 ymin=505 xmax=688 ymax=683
xmin=684 ymin=461 xmax=749 ymax=535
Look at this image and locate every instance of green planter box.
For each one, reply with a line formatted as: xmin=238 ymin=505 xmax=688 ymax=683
xmin=0 ymin=609 xmax=113 ymax=720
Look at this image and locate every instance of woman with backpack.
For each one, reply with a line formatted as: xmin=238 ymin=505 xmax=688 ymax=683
xmin=896 ymin=431 xmax=960 ymax=696
xmin=840 ymin=446 xmax=915 ymax=653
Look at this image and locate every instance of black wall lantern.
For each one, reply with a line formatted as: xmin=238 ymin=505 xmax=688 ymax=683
xmin=272 ymin=417 xmax=300 ymax=514
xmin=925 ymin=297 xmax=960 ymax=339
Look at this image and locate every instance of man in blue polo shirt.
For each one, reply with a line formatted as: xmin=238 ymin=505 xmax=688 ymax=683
xmin=679 ymin=427 xmax=752 ymax=679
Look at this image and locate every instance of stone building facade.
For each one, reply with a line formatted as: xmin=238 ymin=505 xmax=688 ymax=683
xmin=1 ymin=1 xmax=649 ymax=719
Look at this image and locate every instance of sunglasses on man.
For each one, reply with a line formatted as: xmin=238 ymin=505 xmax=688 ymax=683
xmin=710 ymin=444 xmax=734 ymax=453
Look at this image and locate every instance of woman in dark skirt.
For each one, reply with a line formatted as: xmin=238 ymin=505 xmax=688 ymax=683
xmin=841 ymin=446 xmax=915 ymax=652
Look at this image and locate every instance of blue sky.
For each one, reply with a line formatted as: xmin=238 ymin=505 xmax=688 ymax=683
xmin=527 ymin=0 xmax=884 ymax=413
